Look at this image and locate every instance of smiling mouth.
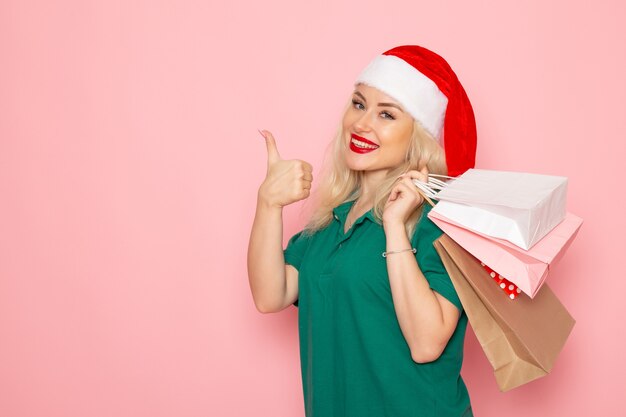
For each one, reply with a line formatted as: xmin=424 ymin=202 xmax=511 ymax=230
xmin=350 ymin=134 xmax=379 ymax=153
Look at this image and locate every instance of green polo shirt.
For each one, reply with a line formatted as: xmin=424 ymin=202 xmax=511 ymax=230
xmin=284 ymin=201 xmax=472 ymax=417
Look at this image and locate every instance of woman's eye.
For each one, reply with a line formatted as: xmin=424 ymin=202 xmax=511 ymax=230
xmin=352 ymin=99 xmax=365 ymax=110
xmin=381 ymin=111 xmax=395 ymax=120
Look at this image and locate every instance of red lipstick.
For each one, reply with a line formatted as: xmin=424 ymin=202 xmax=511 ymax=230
xmin=350 ymin=134 xmax=379 ymax=154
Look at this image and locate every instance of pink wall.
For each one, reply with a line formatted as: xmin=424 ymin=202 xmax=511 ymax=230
xmin=1 ymin=0 xmax=624 ymax=415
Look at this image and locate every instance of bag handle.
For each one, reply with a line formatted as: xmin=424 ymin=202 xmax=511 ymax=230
xmin=413 ymin=173 xmax=497 ymax=205
xmin=412 ymin=174 xmax=451 ymax=200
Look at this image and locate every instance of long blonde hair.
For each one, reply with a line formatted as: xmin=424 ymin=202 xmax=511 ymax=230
xmin=303 ymin=106 xmax=448 ymax=239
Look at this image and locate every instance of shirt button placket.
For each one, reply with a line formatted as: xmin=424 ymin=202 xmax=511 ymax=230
xmin=322 ymin=214 xmax=343 ymax=274
xmin=333 ymin=214 xmax=345 ymax=249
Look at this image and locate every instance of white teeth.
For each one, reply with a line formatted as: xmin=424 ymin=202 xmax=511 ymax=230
xmin=351 ymin=138 xmax=378 ymax=149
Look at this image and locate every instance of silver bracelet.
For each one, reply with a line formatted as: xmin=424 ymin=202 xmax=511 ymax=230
xmin=382 ymin=248 xmax=417 ymax=257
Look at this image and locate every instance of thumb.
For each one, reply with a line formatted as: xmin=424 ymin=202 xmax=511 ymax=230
xmin=259 ymin=129 xmax=281 ymax=166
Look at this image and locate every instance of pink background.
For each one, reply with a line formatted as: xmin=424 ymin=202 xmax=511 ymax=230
xmin=1 ymin=0 xmax=625 ymax=415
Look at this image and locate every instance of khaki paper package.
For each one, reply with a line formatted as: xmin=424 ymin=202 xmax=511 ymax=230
xmin=434 ymin=234 xmax=575 ymax=391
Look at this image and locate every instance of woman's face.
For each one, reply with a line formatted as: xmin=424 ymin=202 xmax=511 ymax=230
xmin=342 ymin=84 xmax=414 ymax=175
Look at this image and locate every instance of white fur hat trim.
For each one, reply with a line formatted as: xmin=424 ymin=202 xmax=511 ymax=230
xmin=356 ymin=54 xmax=448 ymax=140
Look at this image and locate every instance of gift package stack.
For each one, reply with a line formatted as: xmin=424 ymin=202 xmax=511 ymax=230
xmin=415 ymin=169 xmax=582 ymax=391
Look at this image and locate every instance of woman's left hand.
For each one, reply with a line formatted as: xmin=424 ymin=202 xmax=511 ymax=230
xmin=382 ymin=166 xmax=429 ymax=228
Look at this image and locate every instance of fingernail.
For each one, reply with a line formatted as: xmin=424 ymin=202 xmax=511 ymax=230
xmin=258 ymin=129 xmax=266 ymax=139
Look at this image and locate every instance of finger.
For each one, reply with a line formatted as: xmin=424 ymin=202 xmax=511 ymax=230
xmin=399 ymin=179 xmax=427 ymax=205
xmin=399 ymin=177 xmax=416 ymax=189
xmin=300 ymin=188 xmax=311 ymax=199
xmin=396 ymin=180 xmax=424 ymax=201
xmin=403 ymin=169 xmax=428 ymax=183
xmin=396 ymin=181 xmax=415 ymax=194
xmin=403 ymin=178 xmax=426 ymax=195
xmin=388 ymin=185 xmax=402 ymax=202
xmin=261 ymin=130 xmax=281 ymax=166
xmin=294 ymin=161 xmax=314 ymax=177
xmin=302 ymin=172 xmax=313 ymax=181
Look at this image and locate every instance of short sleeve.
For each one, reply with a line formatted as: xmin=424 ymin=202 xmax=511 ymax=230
xmin=284 ymin=230 xmax=311 ymax=271
xmin=283 ymin=230 xmax=312 ymax=307
xmin=412 ymin=206 xmax=463 ymax=311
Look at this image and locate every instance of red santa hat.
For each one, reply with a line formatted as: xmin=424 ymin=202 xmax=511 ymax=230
xmin=355 ymin=45 xmax=477 ymax=177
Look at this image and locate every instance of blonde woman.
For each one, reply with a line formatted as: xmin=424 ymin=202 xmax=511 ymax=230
xmin=248 ymin=45 xmax=477 ymax=417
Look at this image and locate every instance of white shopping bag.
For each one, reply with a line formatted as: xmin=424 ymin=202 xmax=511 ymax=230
xmin=416 ymin=169 xmax=568 ymax=250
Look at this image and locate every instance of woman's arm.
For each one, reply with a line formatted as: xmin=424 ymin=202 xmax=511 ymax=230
xmin=383 ymin=223 xmax=460 ymax=363
xmin=248 ymin=200 xmax=299 ymax=313
xmin=382 ymin=168 xmax=459 ymax=363
xmin=247 ymin=130 xmax=312 ymax=313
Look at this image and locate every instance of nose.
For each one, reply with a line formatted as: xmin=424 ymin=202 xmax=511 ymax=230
xmin=353 ymin=109 xmax=375 ymax=133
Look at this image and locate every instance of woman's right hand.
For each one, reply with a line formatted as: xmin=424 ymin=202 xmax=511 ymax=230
xmin=258 ymin=130 xmax=313 ymax=208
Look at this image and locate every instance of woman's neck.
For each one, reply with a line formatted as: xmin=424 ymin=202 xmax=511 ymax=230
xmin=357 ymin=169 xmax=388 ymax=205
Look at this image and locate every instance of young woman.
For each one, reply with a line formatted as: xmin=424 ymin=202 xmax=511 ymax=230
xmin=248 ymin=45 xmax=477 ymax=417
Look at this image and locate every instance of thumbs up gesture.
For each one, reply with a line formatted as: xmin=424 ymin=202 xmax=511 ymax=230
xmin=258 ymin=130 xmax=314 ymax=208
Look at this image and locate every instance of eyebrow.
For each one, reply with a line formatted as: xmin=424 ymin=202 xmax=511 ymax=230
xmin=354 ymin=91 xmax=404 ymax=112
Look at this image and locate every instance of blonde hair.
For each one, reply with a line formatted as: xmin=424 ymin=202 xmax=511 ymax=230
xmin=303 ymin=105 xmax=448 ymax=239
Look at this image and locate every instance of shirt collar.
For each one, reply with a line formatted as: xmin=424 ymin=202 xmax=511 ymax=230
xmin=332 ymin=200 xmax=376 ymax=224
